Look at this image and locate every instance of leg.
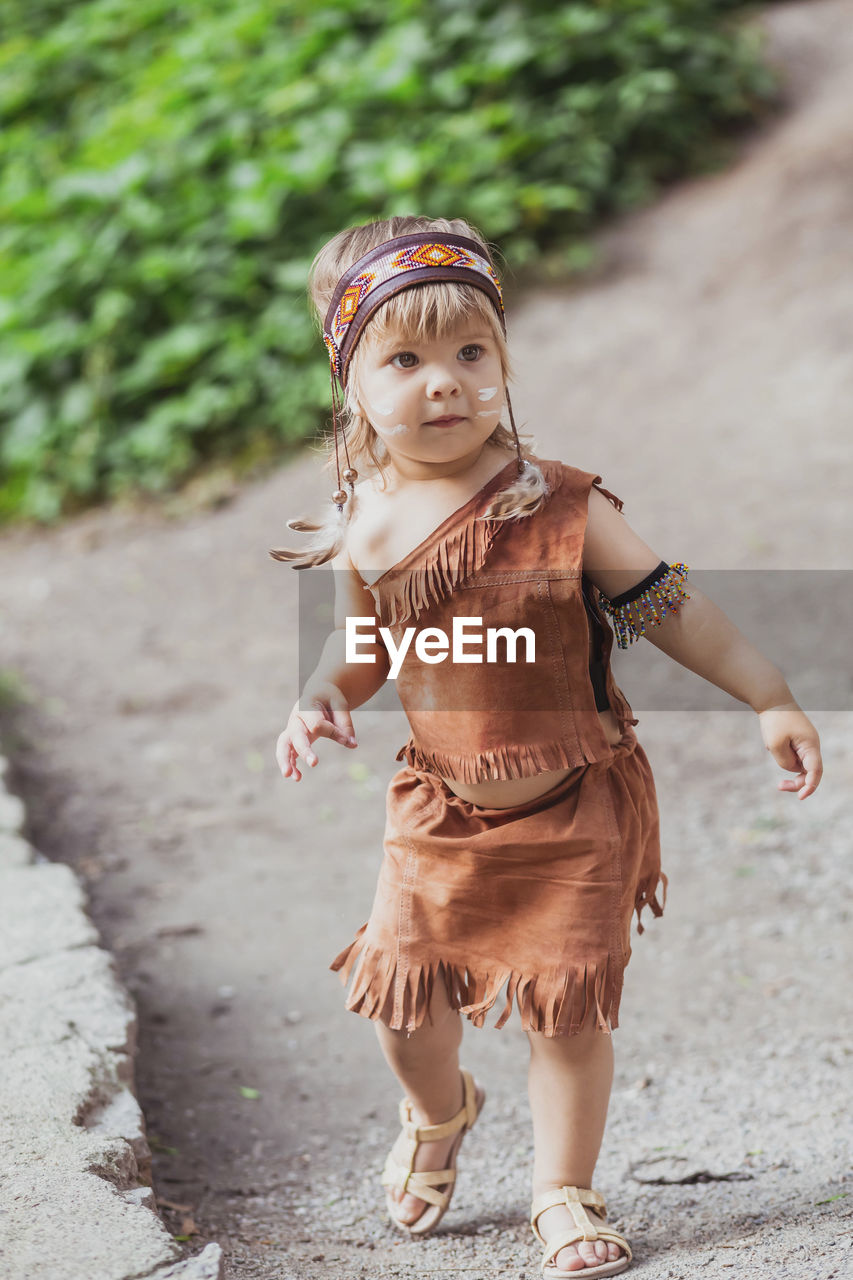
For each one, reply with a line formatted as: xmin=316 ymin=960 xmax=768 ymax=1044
xmin=373 ymin=980 xmax=477 ymax=1225
xmin=528 ymin=1022 xmax=625 ymax=1273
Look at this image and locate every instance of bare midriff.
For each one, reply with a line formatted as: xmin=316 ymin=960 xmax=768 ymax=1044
xmin=439 ymin=705 xmax=624 ymax=808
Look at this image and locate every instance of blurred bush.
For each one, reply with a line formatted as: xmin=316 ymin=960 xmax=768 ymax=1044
xmin=0 ymin=0 xmax=778 ymax=521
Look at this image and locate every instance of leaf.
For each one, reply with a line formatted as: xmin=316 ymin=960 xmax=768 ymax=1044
xmin=148 ymin=1134 xmax=180 ymax=1155
xmin=0 ymin=0 xmax=779 ymax=522
xmin=156 ymin=1197 xmax=192 ymax=1213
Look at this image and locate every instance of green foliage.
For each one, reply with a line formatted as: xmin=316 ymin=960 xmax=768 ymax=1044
xmin=0 ymin=0 xmax=778 ymax=520
xmin=0 ymin=667 xmax=33 ymax=710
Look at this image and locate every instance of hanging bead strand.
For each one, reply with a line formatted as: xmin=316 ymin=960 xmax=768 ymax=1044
xmin=504 ymin=388 xmax=526 ymax=476
xmin=599 ymin=563 xmax=692 ymax=649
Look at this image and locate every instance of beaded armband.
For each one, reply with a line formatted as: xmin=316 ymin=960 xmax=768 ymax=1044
xmin=599 ymin=561 xmax=691 ymax=649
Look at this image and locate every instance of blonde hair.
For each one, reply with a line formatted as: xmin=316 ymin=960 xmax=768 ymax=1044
xmin=271 ymin=215 xmax=548 ymax=568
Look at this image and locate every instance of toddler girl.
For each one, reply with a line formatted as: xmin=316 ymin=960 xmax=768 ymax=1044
xmin=272 ymin=216 xmax=822 ymax=1277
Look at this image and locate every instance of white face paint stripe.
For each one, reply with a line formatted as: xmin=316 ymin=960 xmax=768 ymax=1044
xmin=477 ymin=409 xmax=500 ymax=417
xmin=369 ymin=399 xmax=395 ymax=416
xmin=477 ymin=387 xmax=498 ymax=401
xmin=373 ymin=420 xmax=408 ymax=435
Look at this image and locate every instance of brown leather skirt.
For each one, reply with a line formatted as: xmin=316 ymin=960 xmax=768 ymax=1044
xmin=331 ymin=728 xmax=666 ymax=1038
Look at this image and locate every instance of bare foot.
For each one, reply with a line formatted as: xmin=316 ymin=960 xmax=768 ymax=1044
xmin=536 ymin=1201 xmax=626 ymax=1273
xmin=385 ymin=1081 xmax=486 ymax=1227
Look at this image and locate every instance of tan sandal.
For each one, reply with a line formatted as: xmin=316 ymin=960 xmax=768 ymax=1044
xmin=381 ymin=1067 xmax=485 ymax=1237
xmin=530 ymin=1186 xmax=632 ymax=1278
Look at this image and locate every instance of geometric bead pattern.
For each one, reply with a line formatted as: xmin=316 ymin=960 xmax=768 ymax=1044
xmin=333 ymin=271 xmax=376 ymax=339
xmin=325 ymin=241 xmax=504 ymax=374
xmin=393 ymin=244 xmax=471 ymax=269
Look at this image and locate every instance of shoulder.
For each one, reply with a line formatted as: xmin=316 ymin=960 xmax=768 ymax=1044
xmin=330 ymin=539 xmax=381 ymax=622
xmin=582 ymin=484 xmax=662 ymax=590
xmin=534 ymin=460 xmax=624 ymax=510
xmin=341 ymin=473 xmax=389 ymax=575
xmin=584 ymin=485 xmax=628 ymax=547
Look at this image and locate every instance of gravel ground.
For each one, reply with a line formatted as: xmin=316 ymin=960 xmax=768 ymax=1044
xmin=197 ymin=712 xmax=853 ymax=1280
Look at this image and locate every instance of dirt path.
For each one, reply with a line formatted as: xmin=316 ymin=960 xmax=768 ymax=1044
xmin=1 ymin=3 xmax=851 ymax=1277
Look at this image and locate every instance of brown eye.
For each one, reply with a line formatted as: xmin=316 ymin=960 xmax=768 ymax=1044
xmin=391 ymin=352 xmax=418 ymax=369
xmin=459 ymin=345 xmax=482 ymax=361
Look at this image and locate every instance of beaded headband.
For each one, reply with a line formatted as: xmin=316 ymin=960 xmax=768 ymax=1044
xmin=320 ymin=232 xmax=524 ymax=511
xmin=323 ymin=233 xmax=505 ymax=387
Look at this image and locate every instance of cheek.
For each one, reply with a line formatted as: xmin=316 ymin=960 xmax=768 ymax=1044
xmin=473 ymin=368 xmax=504 ymax=418
xmin=352 ymin=365 xmax=400 ymax=421
xmin=373 ymin=421 xmax=409 ymax=436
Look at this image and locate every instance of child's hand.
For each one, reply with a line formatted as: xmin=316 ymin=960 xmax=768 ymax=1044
xmin=757 ymin=701 xmax=822 ymax=800
xmin=276 ymin=683 xmax=357 ymax=781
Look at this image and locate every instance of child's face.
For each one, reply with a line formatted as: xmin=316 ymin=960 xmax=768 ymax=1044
xmin=353 ymin=321 xmax=506 ymax=469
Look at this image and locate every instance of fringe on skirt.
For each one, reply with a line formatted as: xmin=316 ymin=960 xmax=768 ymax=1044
xmin=331 ymin=729 xmax=665 ymax=1038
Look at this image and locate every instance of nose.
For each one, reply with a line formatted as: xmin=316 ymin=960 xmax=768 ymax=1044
xmin=425 ymin=360 xmax=461 ymax=399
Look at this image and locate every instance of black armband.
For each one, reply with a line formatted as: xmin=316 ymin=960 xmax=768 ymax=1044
xmin=599 ymin=562 xmax=691 ymax=649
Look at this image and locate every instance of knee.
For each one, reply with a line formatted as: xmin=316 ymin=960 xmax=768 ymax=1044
xmin=373 ymin=1004 xmax=463 ymax=1068
xmin=527 ymin=1018 xmax=611 ymax=1061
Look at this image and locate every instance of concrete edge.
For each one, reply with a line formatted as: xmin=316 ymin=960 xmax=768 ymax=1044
xmin=0 ymin=751 xmax=226 ymax=1280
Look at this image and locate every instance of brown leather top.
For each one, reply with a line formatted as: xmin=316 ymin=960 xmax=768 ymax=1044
xmin=368 ymin=458 xmax=637 ymax=783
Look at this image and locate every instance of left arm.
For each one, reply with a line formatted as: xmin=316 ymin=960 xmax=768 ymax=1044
xmin=583 ymin=487 xmax=823 ymax=799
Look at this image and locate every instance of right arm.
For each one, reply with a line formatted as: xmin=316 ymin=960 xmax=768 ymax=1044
xmin=276 ymin=553 xmax=390 ymax=781
xmin=583 ymin=487 xmax=822 ymax=799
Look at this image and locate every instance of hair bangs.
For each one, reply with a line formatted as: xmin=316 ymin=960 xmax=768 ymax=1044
xmin=371 ymin=280 xmax=503 ymax=345
xmin=354 ymin=282 xmax=511 ymax=393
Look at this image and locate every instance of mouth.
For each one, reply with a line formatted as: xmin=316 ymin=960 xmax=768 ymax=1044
xmin=425 ymin=415 xmax=466 ymax=427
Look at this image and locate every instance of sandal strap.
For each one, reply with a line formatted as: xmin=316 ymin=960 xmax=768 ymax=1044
xmin=540 ymin=1225 xmax=632 ymax=1269
xmin=381 ymin=1151 xmax=456 ymax=1209
xmin=397 ymin=1068 xmax=479 ymax=1142
xmin=383 ymin=1069 xmax=481 ymax=1212
xmin=531 ymin=1186 xmax=608 ymax=1242
xmin=530 ymin=1186 xmax=631 ymax=1266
